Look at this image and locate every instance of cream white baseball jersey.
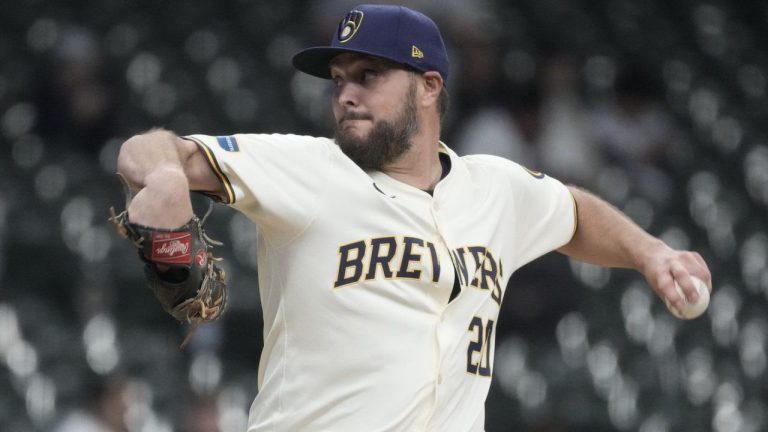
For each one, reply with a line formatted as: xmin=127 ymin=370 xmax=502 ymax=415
xmin=183 ymin=133 xmax=577 ymax=432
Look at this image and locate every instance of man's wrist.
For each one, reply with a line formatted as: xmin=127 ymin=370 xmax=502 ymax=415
xmin=128 ymin=167 xmax=193 ymax=228
xmin=634 ymin=237 xmax=670 ymax=275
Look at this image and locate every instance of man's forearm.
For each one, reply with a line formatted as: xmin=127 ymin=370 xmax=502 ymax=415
xmin=558 ymin=186 xmax=668 ymax=272
xmin=559 ymin=185 xmax=712 ymax=313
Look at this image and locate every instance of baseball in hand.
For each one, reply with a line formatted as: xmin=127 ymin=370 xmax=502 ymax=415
xmin=665 ymin=276 xmax=710 ymax=320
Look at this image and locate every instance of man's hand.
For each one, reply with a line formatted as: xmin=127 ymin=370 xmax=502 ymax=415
xmin=637 ymin=242 xmax=712 ymax=313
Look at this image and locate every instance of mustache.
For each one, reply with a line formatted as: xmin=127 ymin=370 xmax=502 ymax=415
xmin=338 ymin=112 xmax=374 ymax=124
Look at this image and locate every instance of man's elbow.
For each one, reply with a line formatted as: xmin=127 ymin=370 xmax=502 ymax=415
xmin=116 ymin=135 xmax=141 ymax=187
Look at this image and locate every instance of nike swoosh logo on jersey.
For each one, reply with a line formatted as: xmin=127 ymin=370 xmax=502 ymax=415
xmin=372 ymin=182 xmax=396 ymax=198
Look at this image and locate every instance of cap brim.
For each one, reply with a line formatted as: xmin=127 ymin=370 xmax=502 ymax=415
xmin=292 ymin=46 xmax=407 ymax=79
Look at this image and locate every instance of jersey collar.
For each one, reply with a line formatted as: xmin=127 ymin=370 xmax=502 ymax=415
xmin=367 ymin=142 xmax=464 ymax=200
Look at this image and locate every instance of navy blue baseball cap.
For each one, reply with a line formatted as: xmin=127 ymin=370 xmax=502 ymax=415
xmin=292 ymin=4 xmax=449 ymax=82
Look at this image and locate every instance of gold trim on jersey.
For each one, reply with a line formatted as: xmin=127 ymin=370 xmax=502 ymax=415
xmin=568 ymin=188 xmax=579 ymax=241
xmin=183 ymin=136 xmax=236 ymax=204
xmin=522 ymin=165 xmax=546 ymax=179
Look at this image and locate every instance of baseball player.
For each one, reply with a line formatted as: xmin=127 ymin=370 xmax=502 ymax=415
xmin=113 ymin=4 xmax=712 ymax=431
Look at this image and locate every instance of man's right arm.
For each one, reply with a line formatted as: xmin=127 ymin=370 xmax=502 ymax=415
xmin=116 ymin=128 xmax=223 ymax=228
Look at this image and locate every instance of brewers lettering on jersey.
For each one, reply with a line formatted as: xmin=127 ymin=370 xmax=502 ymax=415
xmin=116 ymin=4 xmax=712 ymax=431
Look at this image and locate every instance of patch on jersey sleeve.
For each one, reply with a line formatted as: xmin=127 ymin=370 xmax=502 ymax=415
xmin=216 ymin=135 xmax=239 ymax=152
xmin=522 ymin=165 xmax=545 ymax=179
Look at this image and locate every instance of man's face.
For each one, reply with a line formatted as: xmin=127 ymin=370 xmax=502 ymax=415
xmin=330 ymin=54 xmax=419 ymax=170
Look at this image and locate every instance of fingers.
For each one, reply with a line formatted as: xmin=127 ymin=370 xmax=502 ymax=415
xmin=671 ymin=260 xmax=698 ymax=304
xmin=656 ymin=269 xmax=684 ymax=313
xmin=691 ymin=251 xmax=713 ymax=292
xmin=652 ymin=250 xmax=713 ymax=312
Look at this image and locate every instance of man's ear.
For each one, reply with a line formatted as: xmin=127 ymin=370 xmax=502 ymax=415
xmin=420 ymin=71 xmax=444 ymax=108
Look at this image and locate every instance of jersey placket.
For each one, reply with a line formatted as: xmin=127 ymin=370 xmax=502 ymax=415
xmin=423 ymin=192 xmax=461 ymax=431
xmin=424 ymin=158 xmax=494 ymax=431
xmin=364 ymin=169 xmax=457 ymax=430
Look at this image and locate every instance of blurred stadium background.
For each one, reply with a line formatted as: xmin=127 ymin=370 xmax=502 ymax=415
xmin=1 ymin=0 xmax=767 ymax=430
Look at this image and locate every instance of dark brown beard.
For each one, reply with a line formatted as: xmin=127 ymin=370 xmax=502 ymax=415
xmin=334 ymin=81 xmax=419 ymax=171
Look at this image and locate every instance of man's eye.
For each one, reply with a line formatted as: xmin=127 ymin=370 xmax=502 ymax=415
xmin=362 ymin=69 xmax=379 ymax=81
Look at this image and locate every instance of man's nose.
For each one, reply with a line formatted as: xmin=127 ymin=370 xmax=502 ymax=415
xmin=336 ymin=82 xmax=360 ymax=107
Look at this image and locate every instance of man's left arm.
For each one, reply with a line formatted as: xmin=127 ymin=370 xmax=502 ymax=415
xmin=558 ymin=186 xmax=712 ymax=311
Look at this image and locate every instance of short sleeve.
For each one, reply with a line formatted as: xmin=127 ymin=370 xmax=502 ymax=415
xmin=507 ymin=163 xmax=577 ymax=268
xmin=183 ymin=133 xmax=335 ymax=246
xmin=463 ymin=154 xmax=577 ymax=269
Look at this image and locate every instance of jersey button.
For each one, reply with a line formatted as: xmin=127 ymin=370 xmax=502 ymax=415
xmin=437 ymin=374 xmax=443 ymax=384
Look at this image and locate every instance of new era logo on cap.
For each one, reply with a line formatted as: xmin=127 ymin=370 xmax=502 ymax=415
xmin=292 ymin=4 xmax=450 ymax=82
